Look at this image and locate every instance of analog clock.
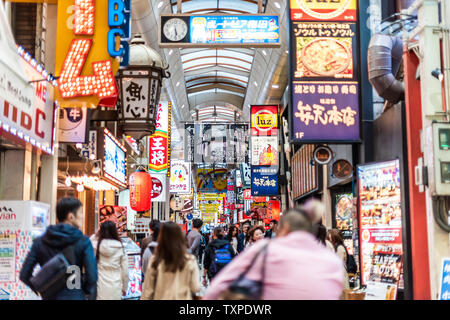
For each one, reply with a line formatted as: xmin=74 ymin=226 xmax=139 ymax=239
xmin=163 ymin=18 xmax=188 ymax=42
xmin=332 ymin=159 xmax=353 ymax=179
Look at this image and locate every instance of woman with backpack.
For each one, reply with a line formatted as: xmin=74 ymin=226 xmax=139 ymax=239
xmin=141 ymin=222 xmax=201 ymax=300
xmin=203 ymin=227 xmax=236 ymax=286
xmin=328 ymin=229 xmax=350 ymax=289
xmin=91 ymin=221 xmax=129 ymax=300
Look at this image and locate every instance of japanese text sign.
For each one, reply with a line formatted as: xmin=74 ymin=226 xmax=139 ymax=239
xmin=151 ymin=173 xmax=166 ymax=202
xmin=170 ymin=160 xmax=191 ymax=194
xmin=148 ymin=101 xmax=171 ymax=173
xmin=290 ymin=0 xmax=357 ymax=22
xmin=292 ymin=81 xmax=359 ymax=142
xmin=251 ymin=166 xmax=279 ymax=196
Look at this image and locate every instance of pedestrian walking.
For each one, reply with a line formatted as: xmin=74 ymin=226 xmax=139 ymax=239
xmin=328 ymin=229 xmax=350 ymax=290
xmin=237 ymin=221 xmax=250 ymax=253
xmin=264 ymin=219 xmax=278 ymax=239
xmin=204 ymin=207 xmax=345 ymax=300
xmin=141 ymin=222 xmax=201 ymax=300
xmin=203 ymin=227 xmax=236 ymax=286
xmin=226 ymin=225 xmax=239 ymax=254
xmin=245 ymin=225 xmax=265 ymax=248
xmin=316 ymin=223 xmax=335 ymax=251
xmin=140 ymin=220 xmax=160 ymax=257
xmin=141 ymin=221 xmax=161 ymax=280
xmin=187 ymin=218 xmax=203 ymax=260
xmin=91 ymin=221 xmax=128 ymax=300
xmin=19 ymin=197 xmax=98 ymax=300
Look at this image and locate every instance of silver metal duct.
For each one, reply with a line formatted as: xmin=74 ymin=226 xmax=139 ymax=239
xmin=368 ymin=34 xmax=405 ymax=104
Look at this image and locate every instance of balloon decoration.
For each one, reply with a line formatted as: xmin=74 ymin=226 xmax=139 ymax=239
xmin=129 ymin=169 xmax=152 ymax=212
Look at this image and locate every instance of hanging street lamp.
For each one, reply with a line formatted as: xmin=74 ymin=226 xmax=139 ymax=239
xmin=116 ymin=34 xmax=170 ymax=140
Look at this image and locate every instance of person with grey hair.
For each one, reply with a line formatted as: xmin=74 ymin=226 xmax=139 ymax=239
xmin=204 ymin=207 xmax=345 ymax=300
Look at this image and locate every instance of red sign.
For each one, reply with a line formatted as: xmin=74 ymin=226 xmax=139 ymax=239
xmin=244 ymin=189 xmax=252 ymax=200
xmin=250 ymin=105 xmax=278 ymax=136
xmin=151 ymin=176 xmax=163 ymax=199
xmin=148 ymin=132 xmax=168 ymax=172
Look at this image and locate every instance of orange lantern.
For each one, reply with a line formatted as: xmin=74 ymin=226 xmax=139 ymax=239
xmin=129 ymin=169 xmax=152 ymax=212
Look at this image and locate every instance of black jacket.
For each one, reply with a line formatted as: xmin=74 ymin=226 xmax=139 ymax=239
xmin=203 ymin=238 xmax=236 ymax=279
xmin=19 ymin=223 xmax=98 ymax=300
xmin=237 ymin=233 xmax=246 ymax=253
xmin=265 ymin=229 xmax=273 ymax=239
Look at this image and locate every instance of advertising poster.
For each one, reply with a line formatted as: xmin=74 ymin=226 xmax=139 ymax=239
xmin=358 ymin=160 xmax=403 ymax=287
xmin=190 ymin=15 xmax=280 ymax=45
xmin=336 ymin=193 xmax=354 ymax=254
xmin=292 ymin=22 xmax=357 ymax=80
xmin=250 ymin=202 xmax=267 ymax=220
xmin=251 ymin=136 xmax=279 ymax=166
xmin=196 ymin=168 xmax=228 ymax=193
xmin=170 ymin=160 xmax=191 ymax=194
xmin=99 ymin=206 xmax=127 ymax=237
xmin=251 ymin=166 xmax=279 ymax=196
xmin=251 ymin=105 xmax=278 ymax=136
xmin=104 ymin=132 xmax=127 ymax=186
xmin=290 ymin=0 xmax=357 ymax=22
xmin=123 ymin=254 xmax=142 ymax=299
xmin=0 ymin=235 xmax=16 ymax=282
xmin=151 ymin=174 xmax=167 ymax=202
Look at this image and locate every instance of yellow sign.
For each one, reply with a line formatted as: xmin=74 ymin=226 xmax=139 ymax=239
xmin=55 ymin=0 xmax=119 ymax=108
xmin=290 ymin=0 xmax=357 ymax=21
xmin=7 ymin=0 xmax=57 ymax=3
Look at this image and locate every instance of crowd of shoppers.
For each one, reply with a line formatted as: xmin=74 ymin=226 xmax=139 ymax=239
xmin=19 ymin=196 xmax=354 ymax=300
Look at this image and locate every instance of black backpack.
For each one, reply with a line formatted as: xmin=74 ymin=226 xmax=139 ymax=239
xmin=29 ymin=241 xmax=78 ymax=299
xmin=342 ymin=245 xmax=357 ymax=274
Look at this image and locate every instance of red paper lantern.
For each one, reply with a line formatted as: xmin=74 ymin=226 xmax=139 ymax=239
xmin=129 ymin=170 xmax=152 ymax=212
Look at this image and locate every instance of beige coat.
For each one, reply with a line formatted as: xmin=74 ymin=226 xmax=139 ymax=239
xmin=141 ymin=254 xmax=201 ymax=300
xmin=91 ymin=239 xmax=129 ymax=300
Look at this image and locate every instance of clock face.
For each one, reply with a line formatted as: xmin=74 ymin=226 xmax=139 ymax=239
xmin=163 ymin=18 xmax=188 ymax=42
xmin=332 ymin=159 xmax=353 ymax=179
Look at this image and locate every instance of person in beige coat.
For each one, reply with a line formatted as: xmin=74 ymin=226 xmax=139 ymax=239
xmin=91 ymin=221 xmax=128 ymax=300
xmin=141 ymin=222 xmax=201 ymax=300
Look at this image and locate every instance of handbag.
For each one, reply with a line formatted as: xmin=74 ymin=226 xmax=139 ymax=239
xmin=29 ymin=242 xmax=77 ymax=299
xmin=217 ymin=243 xmax=269 ymax=300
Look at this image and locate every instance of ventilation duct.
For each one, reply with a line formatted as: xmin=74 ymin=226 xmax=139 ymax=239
xmin=368 ymin=34 xmax=404 ymax=104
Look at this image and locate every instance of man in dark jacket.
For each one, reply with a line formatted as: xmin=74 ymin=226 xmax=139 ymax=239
xmin=202 ymin=227 xmax=236 ymax=286
xmin=20 ymin=197 xmax=98 ymax=300
xmin=237 ymin=221 xmax=250 ymax=253
xmin=265 ymin=219 xmax=279 ymax=239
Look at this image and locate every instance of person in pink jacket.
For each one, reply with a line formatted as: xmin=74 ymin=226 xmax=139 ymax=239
xmin=204 ymin=208 xmax=345 ymax=300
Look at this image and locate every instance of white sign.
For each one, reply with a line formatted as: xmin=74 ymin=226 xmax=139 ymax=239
xmin=134 ymin=218 xmax=150 ymax=234
xmin=169 ymin=160 xmax=191 ymax=194
xmin=0 ymin=235 xmax=16 ymax=282
xmin=118 ymin=189 xmax=136 ymax=231
xmin=58 ymin=107 xmax=88 ymax=143
xmin=151 ymin=173 xmax=167 ymax=202
xmin=155 ymin=101 xmax=170 ymax=133
xmin=364 ymin=281 xmax=398 ymax=300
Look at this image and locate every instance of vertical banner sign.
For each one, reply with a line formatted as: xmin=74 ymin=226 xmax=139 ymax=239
xmin=55 ymin=0 xmax=131 ymax=108
xmin=250 ymin=105 xmax=279 ymax=196
xmin=289 ymin=0 xmax=360 ymax=143
xmin=151 ymin=173 xmax=167 ymax=202
xmin=169 ymin=160 xmax=191 ymax=194
xmin=358 ymin=160 xmax=404 ymax=292
xmin=149 ymin=102 xmax=171 ymax=173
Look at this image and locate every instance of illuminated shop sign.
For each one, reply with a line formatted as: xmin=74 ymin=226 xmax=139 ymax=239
xmin=251 ymin=105 xmax=278 ymax=136
xmin=102 ymin=128 xmax=127 ymax=188
xmin=160 ymin=14 xmax=280 ymax=48
xmin=251 ymin=166 xmax=279 ymax=197
xmin=170 ymin=160 xmax=191 ymax=194
xmin=148 ymin=102 xmax=171 ymax=173
xmin=292 ymin=81 xmax=359 ymax=142
xmin=290 ymin=0 xmax=357 ymax=22
xmin=55 ymin=0 xmax=131 ymax=108
xmin=289 ymin=4 xmax=360 ymax=144
xmin=0 ymin=49 xmax=57 ymax=155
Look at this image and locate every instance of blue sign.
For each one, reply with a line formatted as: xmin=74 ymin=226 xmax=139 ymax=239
xmin=440 ymin=258 xmax=450 ymax=300
xmin=104 ymin=134 xmax=126 ymax=185
xmin=251 ymin=166 xmax=278 ymax=196
xmin=108 ymin=0 xmax=131 ymax=67
xmin=189 ymin=15 xmax=280 ymax=45
xmin=186 ymin=213 xmax=193 ymax=221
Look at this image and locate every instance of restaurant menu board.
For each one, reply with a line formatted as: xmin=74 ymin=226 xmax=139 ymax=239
xmin=336 ymin=194 xmax=353 ymax=254
xmin=99 ymin=205 xmax=128 ymax=237
xmin=290 ymin=3 xmax=360 ymax=144
xmin=358 ymin=160 xmax=403 ymax=289
xmin=190 ymin=15 xmax=280 ymax=45
xmin=290 ymin=0 xmax=357 ymax=22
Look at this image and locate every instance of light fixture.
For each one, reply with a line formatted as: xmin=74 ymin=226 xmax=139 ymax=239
xmin=272 ymin=84 xmax=279 ymax=89
xmin=176 ymin=81 xmax=180 ymax=87
xmin=65 ymin=176 xmax=72 ymax=187
xmin=76 ymin=143 xmax=83 ymax=149
xmin=157 ymin=1 xmax=164 ymax=8
xmin=431 ymin=68 xmax=444 ymax=82
xmin=168 ymin=49 xmax=173 ymax=56
xmin=77 ymin=184 xmax=84 ymax=192
xmin=181 ymin=104 xmax=185 ymax=109
xmin=274 ymin=1 xmax=281 ymax=9
xmin=285 ymin=50 xmax=289 ymax=54
xmin=89 ymin=154 xmax=95 ymax=160
xmin=262 ymin=50 xmax=267 ymax=56
xmin=92 ymin=160 xmax=101 ymax=174
xmin=254 ymin=81 xmax=258 ymax=87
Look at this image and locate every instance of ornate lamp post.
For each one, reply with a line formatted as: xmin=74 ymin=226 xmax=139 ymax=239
xmin=117 ymin=35 xmax=170 ymax=140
